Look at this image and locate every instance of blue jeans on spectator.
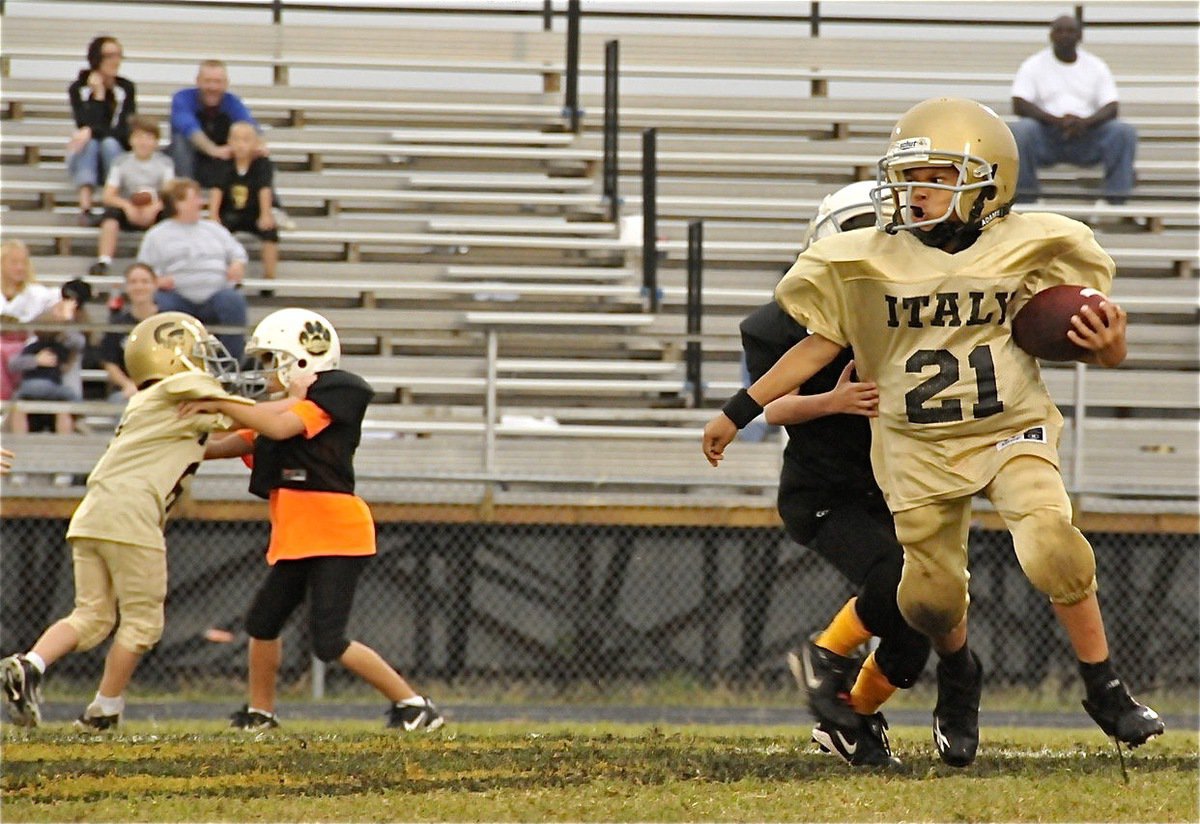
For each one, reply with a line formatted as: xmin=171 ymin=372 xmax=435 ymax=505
xmin=1009 ymin=117 xmax=1137 ymax=204
xmin=154 ymin=287 xmax=248 ymax=361
xmin=15 ymin=378 xmax=80 ymax=402
xmin=67 ymin=136 xmax=123 ymax=190
xmin=169 ymin=132 xmax=197 ymax=181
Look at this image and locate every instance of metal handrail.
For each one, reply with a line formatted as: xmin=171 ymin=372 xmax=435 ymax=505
xmin=6 ymin=1 xmax=1197 ymax=29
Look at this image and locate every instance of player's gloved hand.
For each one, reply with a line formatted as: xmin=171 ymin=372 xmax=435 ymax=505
xmin=1068 ymin=300 xmax=1127 ymax=367
xmin=702 ymin=414 xmax=738 ymax=467
xmin=828 ymin=359 xmax=879 ymax=417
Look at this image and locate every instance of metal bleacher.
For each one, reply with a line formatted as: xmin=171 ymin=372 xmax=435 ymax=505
xmin=1 ymin=2 xmax=1196 ymax=515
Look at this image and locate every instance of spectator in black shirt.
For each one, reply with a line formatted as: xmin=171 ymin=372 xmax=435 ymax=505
xmin=210 ymin=122 xmax=280 ymax=281
xmin=98 ymin=263 xmax=160 ymax=404
xmin=67 ymin=36 xmax=136 ymax=225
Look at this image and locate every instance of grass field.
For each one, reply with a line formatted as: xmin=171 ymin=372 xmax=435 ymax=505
xmin=3 ymin=721 xmax=1196 ymax=822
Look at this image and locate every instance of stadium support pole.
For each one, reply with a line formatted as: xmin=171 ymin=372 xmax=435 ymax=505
xmin=543 ymin=0 xmax=554 ymax=30
xmin=701 ymin=536 xmax=719 ymax=685
xmin=686 ymin=220 xmax=704 ymax=406
xmin=485 ymin=329 xmax=498 ymax=474
xmin=564 ymin=0 xmax=582 ymax=133
xmin=810 ymin=1 xmax=820 ymax=36
xmin=1070 ymin=361 xmax=1087 ymax=494
xmin=271 ymin=0 xmax=282 ymax=24
xmin=641 ymin=128 xmax=659 ymax=312
xmin=312 ymin=657 xmax=326 ymax=700
xmin=603 ymin=40 xmax=620 ymax=223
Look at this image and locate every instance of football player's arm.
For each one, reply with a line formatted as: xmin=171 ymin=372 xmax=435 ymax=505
xmin=204 ymin=431 xmax=254 ymax=459
xmin=200 ymin=399 xmax=306 ymax=440
xmin=1070 ymin=300 xmax=1127 ymax=368
xmin=703 ymin=334 xmax=843 ymax=466
xmin=764 ymin=359 xmax=878 ymax=425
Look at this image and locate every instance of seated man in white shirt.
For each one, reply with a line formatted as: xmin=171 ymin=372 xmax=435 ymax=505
xmin=1009 ymin=15 xmax=1137 ymax=204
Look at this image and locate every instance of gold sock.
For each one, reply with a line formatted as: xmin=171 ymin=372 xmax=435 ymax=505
xmin=815 ymin=597 xmax=871 ymax=657
xmin=850 ymin=651 xmax=898 ymax=715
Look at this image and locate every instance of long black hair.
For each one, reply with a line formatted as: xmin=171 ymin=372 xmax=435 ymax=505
xmin=86 ymin=35 xmax=120 ymax=70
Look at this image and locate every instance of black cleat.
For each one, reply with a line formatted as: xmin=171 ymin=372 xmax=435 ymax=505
xmin=788 ymin=639 xmax=860 ymax=729
xmin=229 ymin=704 xmax=279 ymax=731
xmin=1082 ymin=679 xmax=1165 ymax=748
xmin=813 ymin=712 xmax=902 ymax=768
xmin=386 ymin=697 xmax=444 ymax=732
xmin=0 ymin=654 xmax=43 ymax=727
xmin=74 ymin=708 xmax=120 ymax=732
xmin=932 ymin=650 xmax=982 ymax=767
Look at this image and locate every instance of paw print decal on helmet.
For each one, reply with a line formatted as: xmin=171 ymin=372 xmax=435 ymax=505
xmin=298 ymin=320 xmax=332 ymax=356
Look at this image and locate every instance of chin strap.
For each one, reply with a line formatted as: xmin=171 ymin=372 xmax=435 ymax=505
xmin=905 ymin=195 xmax=1008 ymax=253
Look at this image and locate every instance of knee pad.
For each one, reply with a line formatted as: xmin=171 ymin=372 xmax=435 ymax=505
xmin=1013 ymin=506 xmax=1097 ymax=605
xmin=874 ymin=629 xmax=932 ymax=689
xmin=897 ymin=562 xmax=968 ymax=638
xmin=113 ymin=602 xmax=164 ymax=655
xmin=245 ymin=604 xmax=288 ymax=642
xmin=64 ymin=606 xmax=117 ymax=653
xmin=311 ymin=631 xmax=350 ymax=664
xmin=855 ymin=553 xmax=905 ymax=635
xmin=893 ymin=502 xmax=971 ymax=638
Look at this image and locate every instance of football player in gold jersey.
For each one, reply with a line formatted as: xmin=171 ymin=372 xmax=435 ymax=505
xmin=704 ymin=98 xmax=1162 ymax=766
xmin=0 ymin=312 xmax=248 ymax=730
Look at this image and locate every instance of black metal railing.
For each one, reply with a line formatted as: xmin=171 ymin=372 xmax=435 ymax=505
xmin=602 ymin=39 xmax=619 ymax=223
xmin=563 ymin=0 xmax=581 ymax=133
xmin=640 ymin=127 xmax=658 ymax=314
xmin=686 ymin=220 xmax=704 ymax=407
xmin=8 ymin=1 xmax=1193 ymax=30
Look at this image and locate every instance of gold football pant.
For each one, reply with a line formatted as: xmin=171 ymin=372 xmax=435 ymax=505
xmin=893 ymin=455 xmax=1097 ymax=638
xmin=63 ymin=538 xmax=167 ymax=654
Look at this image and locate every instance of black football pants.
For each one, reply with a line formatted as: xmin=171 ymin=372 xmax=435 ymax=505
xmin=244 ymin=555 xmax=368 ymax=663
xmin=778 ymin=479 xmax=931 ymax=689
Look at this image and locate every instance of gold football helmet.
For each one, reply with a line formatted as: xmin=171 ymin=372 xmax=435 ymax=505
xmin=871 ymin=97 xmax=1018 ymax=233
xmin=124 ymin=311 xmax=240 ymax=389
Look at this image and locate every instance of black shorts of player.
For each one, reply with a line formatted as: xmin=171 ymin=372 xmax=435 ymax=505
xmin=101 ymin=206 xmax=165 ymax=232
xmin=221 ymin=211 xmax=280 ymax=242
xmin=244 ymin=555 xmax=368 ymax=662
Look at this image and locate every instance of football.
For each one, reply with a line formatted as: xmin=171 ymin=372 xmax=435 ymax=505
xmin=130 ymin=188 xmax=156 ymax=207
xmin=1011 ymin=284 xmax=1110 ymax=361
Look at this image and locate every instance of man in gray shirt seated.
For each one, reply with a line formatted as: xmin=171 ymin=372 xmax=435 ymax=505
xmin=138 ymin=178 xmax=248 ymax=359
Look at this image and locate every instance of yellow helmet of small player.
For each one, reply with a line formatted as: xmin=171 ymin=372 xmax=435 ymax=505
xmin=871 ymin=97 xmax=1018 ymax=233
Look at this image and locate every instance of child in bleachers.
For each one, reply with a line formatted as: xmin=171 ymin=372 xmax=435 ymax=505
xmin=90 ymin=115 xmax=175 ymax=276
xmin=8 ymin=330 xmax=83 ymax=435
xmin=209 ymin=121 xmax=279 ymax=281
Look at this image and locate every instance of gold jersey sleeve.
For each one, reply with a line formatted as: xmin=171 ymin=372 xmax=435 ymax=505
xmin=776 ymin=212 xmax=1113 ymax=512
xmin=67 ymin=372 xmax=236 ymax=549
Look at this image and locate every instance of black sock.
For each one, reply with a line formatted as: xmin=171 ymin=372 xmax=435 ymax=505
xmin=1079 ymin=658 xmax=1119 ymax=700
xmin=940 ymin=644 xmax=976 ymax=677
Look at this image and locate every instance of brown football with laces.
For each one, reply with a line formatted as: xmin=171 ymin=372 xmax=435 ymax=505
xmin=1011 ymin=284 xmax=1109 ymax=361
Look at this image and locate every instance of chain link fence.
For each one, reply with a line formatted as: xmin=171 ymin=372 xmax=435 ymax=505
xmin=3 ymin=511 xmax=1196 ymax=697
